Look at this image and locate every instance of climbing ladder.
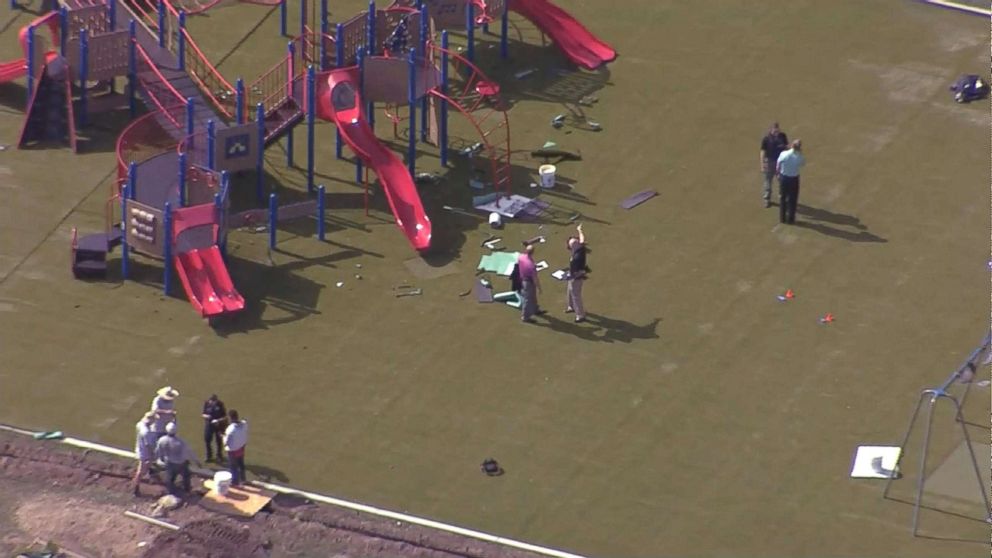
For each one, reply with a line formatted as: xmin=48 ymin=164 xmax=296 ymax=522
xmin=428 ymin=43 xmax=511 ymax=194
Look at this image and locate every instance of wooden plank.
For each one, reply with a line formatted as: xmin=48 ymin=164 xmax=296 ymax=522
xmin=198 ymin=479 xmax=275 ymax=518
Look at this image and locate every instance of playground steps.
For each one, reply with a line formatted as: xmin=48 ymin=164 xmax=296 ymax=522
xmin=262 ymin=97 xmax=304 ymax=146
xmin=72 ymin=228 xmax=123 ymax=279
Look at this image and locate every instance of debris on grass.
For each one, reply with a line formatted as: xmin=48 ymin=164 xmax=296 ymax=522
xmin=514 ymin=68 xmax=538 ymax=79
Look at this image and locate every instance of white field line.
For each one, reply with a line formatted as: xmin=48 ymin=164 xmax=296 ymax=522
xmin=920 ymin=0 xmax=992 ymax=16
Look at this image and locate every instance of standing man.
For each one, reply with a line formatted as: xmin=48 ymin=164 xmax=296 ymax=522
xmin=150 ymin=386 xmax=179 ymax=441
xmin=154 ymin=422 xmax=200 ymax=496
xmin=776 ymin=139 xmax=806 ymax=224
xmin=565 ymin=224 xmax=590 ymax=323
xmin=224 ymin=410 xmax=249 ymax=487
xmin=759 ymin=123 xmax=789 ymax=208
xmin=201 ymin=394 xmax=227 ymax=463
xmin=517 ymin=244 xmax=544 ymax=323
xmin=132 ymin=411 xmax=159 ymax=496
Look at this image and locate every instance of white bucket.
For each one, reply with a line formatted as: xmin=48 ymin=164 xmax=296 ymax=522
xmin=539 ymin=164 xmax=556 ymax=188
xmin=214 ymin=471 xmax=232 ymax=495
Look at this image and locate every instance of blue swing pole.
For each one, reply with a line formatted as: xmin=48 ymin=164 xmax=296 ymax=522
xmin=439 ymin=30 xmax=449 ymax=166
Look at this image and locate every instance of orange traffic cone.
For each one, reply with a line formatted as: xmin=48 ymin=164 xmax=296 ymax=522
xmin=785 ymin=289 xmax=795 ymax=299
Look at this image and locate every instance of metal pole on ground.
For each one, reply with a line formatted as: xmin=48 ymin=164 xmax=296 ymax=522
xmin=407 ymin=48 xmax=416 ymax=177
xmin=128 ymin=20 xmax=136 ymax=118
xmin=178 ymin=152 xmax=187 ymax=206
xmin=286 ymin=41 xmax=295 ymax=167
xmin=163 ymin=202 xmax=172 ymax=295
xmin=500 ymin=1 xmax=509 ymax=59
xmin=79 ymin=29 xmax=89 ymax=128
xmin=235 ymin=78 xmax=245 ymax=124
xmin=465 ymin=0 xmax=474 ymax=62
xmin=157 ymin=0 xmax=165 ymax=48
xmin=316 ymin=184 xmax=325 ymax=240
xmin=279 ymin=0 xmax=287 ymax=37
xmin=440 ymin=30 xmax=448 ymax=166
xmin=268 ymin=193 xmax=277 ymax=249
xmin=256 ymin=103 xmax=265 ymax=203
xmin=334 ymin=23 xmax=344 ymax=159
xmin=306 ymin=65 xmax=315 ymax=193
xmin=177 ymin=12 xmax=186 ymax=71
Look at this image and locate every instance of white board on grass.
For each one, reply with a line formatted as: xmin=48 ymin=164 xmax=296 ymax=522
xmin=850 ymin=445 xmax=901 ymax=479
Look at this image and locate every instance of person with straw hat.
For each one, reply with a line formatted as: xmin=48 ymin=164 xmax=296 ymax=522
xmin=132 ymin=411 xmax=159 ymax=496
xmin=150 ymin=386 xmax=179 ymax=441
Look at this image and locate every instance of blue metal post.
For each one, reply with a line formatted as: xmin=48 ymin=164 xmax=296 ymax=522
xmin=207 ymin=119 xmax=216 ymax=170
xmin=279 ymin=0 xmax=287 ymax=36
xmin=317 ymin=184 xmax=326 ymax=241
xmin=465 ymin=0 xmax=474 ymax=62
xmin=407 ymin=48 xmax=416 ymax=176
xmin=214 ymin=192 xmax=223 ymax=254
xmin=320 ymin=0 xmax=328 ymax=70
xmin=218 ymin=170 xmax=229 ymax=256
xmin=128 ymin=21 xmax=136 ymax=118
xmin=500 ymin=1 xmax=509 ymax=59
xmin=79 ymin=29 xmax=89 ymax=127
xmin=120 ymin=183 xmax=129 ymax=279
xmin=365 ymin=47 xmax=374 ymax=130
xmin=178 ymin=152 xmax=187 ymax=206
xmin=287 ymin=41 xmax=295 ymax=167
xmin=256 ymin=103 xmax=265 ymax=202
xmin=109 ymin=0 xmax=116 ymax=31
xmin=183 ymin=99 xmax=193 ymax=142
xmin=163 ymin=202 xmax=172 ymax=295
xmin=59 ymin=7 xmax=67 ymax=55
xmin=440 ymin=31 xmax=449 ymax=166
xmin=128 ymin=162 xmax=138 ymax=200
xmin=335 ymin=23 xmax=344 ymax=158
xmin=299 ymin=0 xmax=306 ymax=44
xmin=26 ymin=26 xmax=34 ymax=99
xmin=177 ymin=12 xmax=186 ymax=71
xmin=366 ymin=1 xmax=375 ymax=55
xmin=419 ymin=3 xmax=428 ymax=143
xmin=356 ymin=51 xmax=364 ymax=181
xmin=306 ymin=65 xmax=316 ymax=193
xmin=235 ymin=78 xmax=245 ymax=124
xmin=268 ymin=193 xmax=277 ymax=249
xmin=157 ymin=0 xmax=165 ymax=48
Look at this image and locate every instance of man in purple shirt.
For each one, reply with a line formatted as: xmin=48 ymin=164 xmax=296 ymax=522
xmin=516 ymin=244 xmax=544 ymax=323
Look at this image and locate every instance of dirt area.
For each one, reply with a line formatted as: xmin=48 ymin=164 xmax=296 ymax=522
xmin=0 ymin=431 xmax=547 ymax=558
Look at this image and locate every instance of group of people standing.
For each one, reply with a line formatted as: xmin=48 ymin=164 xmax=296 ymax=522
xmin=513 ymin=224 xmax=590 ymax=324
xmin=132 ymin=386 xmax=249 ymax=497
xmin=760 ymin=122 xmax=806 ymax=224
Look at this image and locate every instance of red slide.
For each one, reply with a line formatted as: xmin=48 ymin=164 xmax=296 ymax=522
xmin=315 ymin=67 xmax=432 ymax=251
xmin=509 ymin=0 xmax=616 ymax=70
xmin=174 ymin=246 xmax=245 ymax=317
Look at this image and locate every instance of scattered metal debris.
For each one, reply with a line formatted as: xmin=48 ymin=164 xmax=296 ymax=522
xmin=395 ymin=288 xmax=423 ymax=298
xmin=514 ymin=68 xmax=538 ymax=79
xmin=551 ymin=114 xmax=566 ymax=128
xmin=587 ymin=120 xmax=602 ymax=131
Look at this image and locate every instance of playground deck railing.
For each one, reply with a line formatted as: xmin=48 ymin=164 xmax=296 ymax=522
xmin=116 ymin=104 xmax=186 ymax=185
xmin=161 ymin=1 xmax=236 ymax=119
xmin=133 ymin=41 xmax=187 ymax=116
xmin=247 ymin=35 xmax=306 ymax=115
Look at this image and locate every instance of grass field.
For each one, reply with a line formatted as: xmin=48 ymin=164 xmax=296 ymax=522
xmin=0 ymin=1 xmax=989 ymax=556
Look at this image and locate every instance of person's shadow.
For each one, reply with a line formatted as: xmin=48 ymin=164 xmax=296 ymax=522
xmin=794 ymin=204 xmax=887 ymax=243
xmin=541 ymin=314 xmax=661 ymax=343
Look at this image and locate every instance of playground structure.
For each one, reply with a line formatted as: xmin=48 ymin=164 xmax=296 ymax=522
xmin=6 ymin=0 xmax=615 ymax=319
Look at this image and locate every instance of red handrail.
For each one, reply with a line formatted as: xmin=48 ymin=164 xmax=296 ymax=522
xmin=115 ymin=105 xmax=185 ymax=184
xmin=177 ymin=27 xmax=235 ymax=118
xmin=133 ymin=41 xmax=187 ymax=110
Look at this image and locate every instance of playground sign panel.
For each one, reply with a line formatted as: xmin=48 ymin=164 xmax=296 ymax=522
xmin=215 ymin=124 xmax=257 ymax=172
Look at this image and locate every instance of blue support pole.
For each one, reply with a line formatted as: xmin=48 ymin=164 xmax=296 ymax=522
xmin=407 ymin=48 xmax=416 ymax=176
xmin=420 ymin=3 xmax=428 ymax=56
xmin=163 ymin=202 xmax=173 ymax=295
xmin=185 ymin=97 xmax=194 ymax=139
xmin=157 ymin=0 xmax=165 ymax=48
xmin=256 ymin=103 xmax=265 ymax=203
xmin=320 ymin=0 xmax=328 ymax=70
xmin=356 ymin=50 xmax=364 ymax=181
xmin=79 ymin=29 xmax=89 ymax=127
xmin=299 ymin=0 xmax=306 ymax=43
xmin=317 ymin=184 xmax=326 ymax=241
xmin=109 ymin=0 xmax=116 ymax=31
xmin=59 ymin=7 xmax=67 ymax=55
xmin=177 ymin=12 xmax=186 ymax=71
xmin=365 ymin=48 xmax=374 ymax=130
xmin=235 ymin=78 xmax=245 ymax=124
xmin=268 ymin=193 xmax=277 ymax=249
xmin=178 ymin=152 xmax=187 ymax=206
xmin=120 ymin=183 xmax=129 ymax=279
xmin=500 ymin=1 xmax=509 ymax=59
xmin=306 ymin=65 xmax=316 ymax=193
xmin=26 ymin=26 xmax=34 ymax=99
xmin=439 ymin=31 xmax=449 ymax=166
xmin=207 ymin=119 xmax=216 ymax=170
xmin=335 ymin=23 xmax=344 ymax=159
xmin=366 ymin=1 xmax=375 ymax=56
xmin=287 ymin=41 xmax=295 ymax=168
xmin=279 ymin=0 xmax=287 ymax=37
xmin=214 ymin=191 xmax=223 ymax=255
xmin=219 ymin=170 xmax=229 ymax=256
xmin=128 ymin=20 xmax=136 ymax=118
xmin=128 ymin=161 xmax=138 ymax=200
xmin=465 ymin=0 xmax=475 ymax=62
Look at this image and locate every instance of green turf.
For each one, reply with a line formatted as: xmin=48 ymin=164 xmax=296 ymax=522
xmin=0 ymin=1 xmax=989 ymax=556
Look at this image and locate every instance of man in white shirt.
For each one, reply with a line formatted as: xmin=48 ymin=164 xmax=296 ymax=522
xmin=776 ymin=139 xmax=806 ymax=224
xmin=132 ymin=411 xmax=159 ymax=496
xmin=223 ymin=409 xmax=249 ymax=486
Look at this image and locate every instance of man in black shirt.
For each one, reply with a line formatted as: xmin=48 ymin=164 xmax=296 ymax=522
xmin=201 ymin=394 xmax=227 ymax=462
xmin=565 ymin=224 xmax=590 ymax=323
xmin=759 ymin=122 xmax=789 ymax=208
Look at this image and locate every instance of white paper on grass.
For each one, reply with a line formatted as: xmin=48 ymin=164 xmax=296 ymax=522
xmin=536 ymin=260 xmax=549 ymax=271
xmin=551 ymin=269 xmax=567 ymax=281
xmin=850 ymin=446 xmax=901 ymax=479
